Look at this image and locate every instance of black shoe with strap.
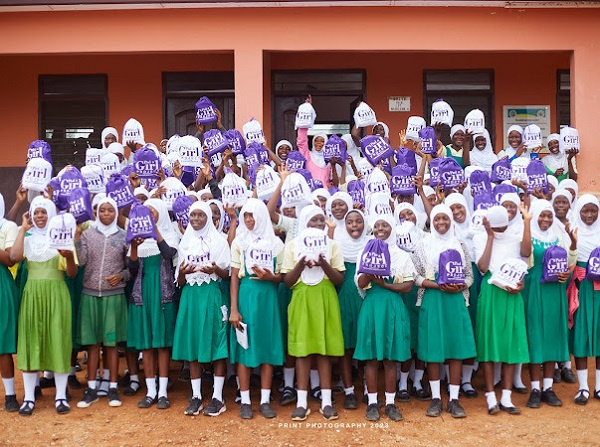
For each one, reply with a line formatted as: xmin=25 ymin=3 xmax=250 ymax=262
xmin=18 ymin=401 xmax=35 ymax=416
xmin=55 ymin=399 xmax=70 ymax=414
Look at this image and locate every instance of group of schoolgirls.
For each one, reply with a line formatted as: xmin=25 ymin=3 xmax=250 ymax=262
xmin=3 ymin=94 xmax=597 ymax=424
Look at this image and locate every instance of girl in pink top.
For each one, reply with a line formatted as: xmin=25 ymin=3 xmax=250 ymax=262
xmin=296 ymin=97 xmax=331 ymax=187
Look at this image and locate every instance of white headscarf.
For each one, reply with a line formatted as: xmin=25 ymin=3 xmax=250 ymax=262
xmin=236 ymin=198 xmax=284 ymax=256
xmin=134 ymin=187 xmax=150 ymax=200
xmin=421 ymin=204 xmax=464 ymax=275
xmin=312 ymin=188 xmax=331 ymax=204
xmin=101 ymin=127 xmax=119 ymax=149
xmin=310 ymin=133 xmax=328 ymax=168
xmin=341 ymin=134 xmax=361 ymax=160
xmin=542 ymin=133 xmax=567 ymax=173
xmin=450 ymin=125 xmax=466 ymax=139
xmin=504 ymin=125 xmax=524 ymax=159
xmin=559 ymin=179 xmax=578 ymax=204
xmin=207 ymin=199 xmax=225 ymax=233
xmin=177 ymin=200 xmax=230 ymax=285
xmin=470 ymin=129 xmax=497 ymax=172
xmin=530 ymin=199 xmax=557 ymax=244
xmin=326 ymin=192 xmax=354 ymax=238
xmin=25 ymin=196 xmax=58 ymax=262
xmin=276 ymin=140 xmax=293 ymax=158
xmin=136 ymin=198 xmax=180 ymax=259
xmin=551 ymin=189 xmax=572 ymax=236
xmin=337 ymin=209 xmax=368 ymax=263
xmin=395 ymin=202 xmax=426 ymax=232
xmin=94 ymin=197 xmax=119 ymax=237
xmin=500 ymin=193 xmax=524 ymax=233
xmin=445 ymin=193 xmax=475 ymax=259
xmin=372 ymin=122 xmax=389 ymax=139
xmin=572 ymin=194 xmax=600 ymax=262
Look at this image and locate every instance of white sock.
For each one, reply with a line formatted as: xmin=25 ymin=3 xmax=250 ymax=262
xmin=88 ymin=380 xmax=97 ymax=390
xmin=145 ymin=377 xmax=157 ymax=398
xmin=385 ymin=392 xmax=395 ymax=406
xmin=35 ymin=374 xmax=40 ymax=387
xmin=344 ymin=386 xmax=354 ymax=396
xmin=461 ymin=365 xmax=474 ymax=385
xmin=235 ymin=376 xmax=240 ymax=390
xmin=158 ymin=377 xmax=168 ymax=398
xmin=565 ymin=360 xmax=572 ymax=369
xmin=449 ymin=384 xmax=460 ymax=400
xmin=54 ymin=373 xmax=68 ymax=401
xmin=297 ymin=390 xmax=308 ymax=408
xmin=309 ymin=370 xmax=320 ymax=390
xmin=22 ymin=372 xmax=38 ymax=402
xmin=2 ymin=377 xmax=15 ymax=395
xmin=493 ymin=363 xmax=502 ymax=384
xmin=191 ymin=378 xmax=201 ymax=399
xmin=283 ymin=367 xmax=295 ymax=389
xmin=399 ymin=371 xmax=409 ymax=391
xmin=367 ymin=392 xmax=377 ymax=405
xmin=44 ymin=371 xmax=54 ymax=379
xmin=321 ymin=388 xmax=332 ymax=409
xmin=100 ymin=369 xmax=110 ymax=392
xmin=240 ymin=390 xmax=251 ymax=405
xmin=531 ymin=380 xmax=540 ymax=391
xmin=414 ymin=369 xmax=424 ymax=389
xmin=430 ymin=380 xmax=441 ymax=399
xmin=130 ymin=374 xmax=140 ymax=391
xmin=260 ymin=388 xmax=271 ymax=404
xmin=110 ymin=382 xmax=117 ymax=389
xmin=212 ymin=376 xmax=225 ymax=402
xmin=363 ymin=378 xmax=368 ymax=395
xmin=577 ymin=369 xmax=589 ymax=392
xmin=513 ymin=364 xmax=525 ymax=388
xmin=500 ymin=389 xmax=513 ymax=407
xmin=543 ymin=378 xmax=553 ymax=391
xmin=596 ymin=370 xmax=600 ymax=392
xmin=485 ymin=391 xmax=497 ymax=409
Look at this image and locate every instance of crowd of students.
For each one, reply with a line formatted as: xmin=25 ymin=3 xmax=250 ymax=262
xmin=1 ymin=94 xmax=596 ymax=423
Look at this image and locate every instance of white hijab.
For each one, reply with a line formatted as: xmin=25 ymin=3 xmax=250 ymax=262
xmin=341 ymin=134 xmax=361 ymax=160
xmin=504 ymin=125 xmax=525 ymax=159
xmin=500 ymin=193 xmax=524 ymax=234
xmin=470 ymin=129 xmax=497 ymax=172
xmin=137 ymin=198 xmax=180 ymax=259
xmin=310 ymin=133 xmax=328 ymax=168
xmin=337 ymin=209 xmax=368 ymax=263
xmin=394 ymin=202 xmax=426 ymax=232
xmin=101 ymin=127 xmax=119 ymax=149
xmin=236 ymin=198 xmax=284 ymax=256
xmin=94 ymin=197 xmax=119 ymax=237
xmin=276 ymin=140 xmax=293 ymax=158
xmin=366 ymin=214 xmax=408 ymax=279
xmin=572 ymin=194 xmax=600 ymax=262
xmin=559 ymin=179 xmax=578 ymax=204
xmin=373 ymin=122 xmax=389 ymax=139
xmin=207 ymin=199 xmax=225 ymax=233
xmin=530 ymin=199 xmax=558 ymax=244
xmin=542 ymin=133 xmax=567 ymax=173
xmin=445 ymin=193 xmax=475 ymax=259
xmin=326 ymin=192 xmax=354 ymax=238
xmin=25 ymin=196 xmax=58 ymax=262
xmin=421 ymin=204 xmax=465 ymax=275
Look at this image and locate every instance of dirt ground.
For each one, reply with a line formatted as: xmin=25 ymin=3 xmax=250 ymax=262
xmin=1 ymin=356 xmax=600 ymax=446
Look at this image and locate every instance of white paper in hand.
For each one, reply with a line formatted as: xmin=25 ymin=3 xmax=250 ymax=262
xmin=236 ymin=322 xmax=249 ymax=350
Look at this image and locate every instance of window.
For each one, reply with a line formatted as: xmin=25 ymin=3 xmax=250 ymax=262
xmin=272 ymin=70 xmax=365 ymax=146
xmin=39 ymin=74 xmax=107 ymax=170
xmin=163 ymin=72 xmax=234 ymax=138
xmin=557 ymin=70 xmax=570 ymax=130
xmin=423 ymin=70 xmax=494 ymax=145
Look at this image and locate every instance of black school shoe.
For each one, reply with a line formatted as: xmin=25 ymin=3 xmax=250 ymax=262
xmin=344 ymin=392 xmax=358 ymax=409
xmin=77 ymin=388 xmax=99 ymax=408
xmin=446 ymin=399 xmax=466 ymax=418
xmin=240 ymin=403 xmax=253 ymax=419
xmin=291 ymin=406 xmax=310 ymax=421
xmin=396 ymin=389 xmax=411 ymax=403
xmin=384 ymin=404 xmax=403 ymax=421
xmin=526 ymin=389 xmax=541 ymax=408
xmin=541 ymin=388 xmax=562 ymax=406
xmin=5 ymin=395 xmax=19 ymax=412
xmin=259 ymin=403 xmax=276 ymax=419
xmin=279 ymin=386 xmax=297 ymax=406
xmin=203 ymin=398 xmax=226 ymax=416
xmin=425 ymin=398 xmax=443 ymax=417
xmin=561 ymin=367 xmax=577 ymax=384
xmin=499 ymin=403 xmax=521 ymax=415
xmin=574 ymin=389 xmax=589 ymax=405
xmin=137 ymin=395 xmax=157 ymax=408
xmin=19 ymin=401 xmax=35 ymax=416
xmin=319 ymin=405 xmax=338 ymax=420
xmin=55 ymin=399 xmax=70 ymax=414
xmin=412 ymin=382 xmax=431 ymax=401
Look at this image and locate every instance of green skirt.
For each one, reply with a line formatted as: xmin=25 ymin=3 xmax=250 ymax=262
xmin=230 ymin=276 xmax=284 ymax=368
xmin=288 ymin=279 xmax=344 ymax=358
xmin=337 ymin=263 xmax=363 ymax=350
xmin=126 ymin=255 xmax=177 ymax=350
xmin=66 ymin=265 xmax=85 ymax=351
xmin=522 ymin=264 xmax=569 ymax=363
xmin=277 ymin=282 xmax=292 ymax=352
xmin=571 ymin=270 xmax=600 ymax=358
xmin=77 ymin=293 xmax=128 ymax=347
xmin=468 ymin=263 xmax=481 ymax=333
xmin=0 ymin=265 xmax=19 ymax=354
xmin=172 ymin=281 xmax=228 ymax=363
xmin=417 ymin=288 xmax=476 ymax=362
xmin=402 ymin=285 xmax=419 ymax=351
xmin=17 ymin=258 xmax=72 ymax=373
xmin=475 ymin=274 xmax=529 ymax=364
xmin=354 ymin=282 xmax=411 ymax=362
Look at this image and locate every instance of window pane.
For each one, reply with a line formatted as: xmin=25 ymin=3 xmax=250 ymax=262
xmin=40 ymin=75 xmax=106 ymax=96
xmin=425 ymin=71 xmax=492 ymax=92
xmin=274 ymin=71 xmax=364 ymax=93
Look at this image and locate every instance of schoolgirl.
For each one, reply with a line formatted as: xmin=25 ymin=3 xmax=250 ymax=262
xmin=354 ymin=214 xmax=414 ymax=422
xmin=325 ymin=192 xmax=354 ymax=239
xmin=473 ymin=205 xmax=532 ymax=415
xmin=75 ymin=197 xmax=129 ymax=408
xmin=497 ymin=125 xmax=527 ymax=161
xmin=569 ymin=194 xmax=600 ymax=405
xmin=229 ymin=199 xmax=285 ymax=419
xmin=522 ymin=200 xmax=577 ymax=408
xmin=297 ymin=99 xmax=331 ymax=187
xmin=543 ymin=133 xmax=577 ymax=182
xmin=127 ymin=199 xmax=180 ymax=409
xmin=11 ymin=197 xmax=78 ymax=415
xmin=445 ymin=124 xmax=470 ymax=168
xmin=0 ymin=194 xmax=19 ymax=412
xmin=172 ymin=201 xmax=231 ymax=416
xmin=470 ymin=129 xmax=497 ymax=173
xmin=334 ymin=209 xmax=368 ymax=410
xmin=413 ymin=204 xmax=475 ymax=418
xmin=281 ymin=205 xmax=345 ymax=421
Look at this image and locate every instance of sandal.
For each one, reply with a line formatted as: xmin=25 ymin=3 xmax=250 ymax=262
xmin=124 ymin=380 xmax=141 ymax=396
xmin=55 ymin=399 xmax=70 ymax=414
xmin=575 ymin=389 xmax=590 ymax=405
xmin=18 ymin=400 xmax=35 ymax=416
